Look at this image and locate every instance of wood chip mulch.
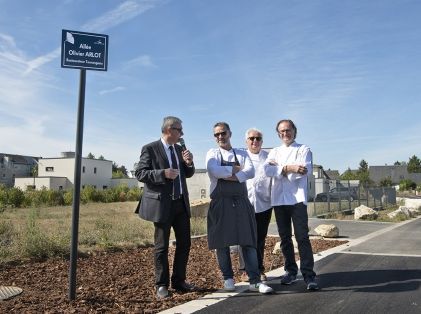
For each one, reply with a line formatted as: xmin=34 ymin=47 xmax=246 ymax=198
xmin=0 ymin=236 xmax=346 ymax=313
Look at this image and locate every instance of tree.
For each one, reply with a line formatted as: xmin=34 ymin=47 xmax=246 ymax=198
xmin=356 ymin=159 xmax=373 ymax=187
xmin=340 ymin=168 xmax=358 ymax=180
xmin=407 ymin=155 xmax=421 ymax=173
xmin=98 ymin=155 xmax=105 ymax=160
xmin=379 ymin=176 xmax=392 ymax=187
xmin=87 ymin=152 xmax=95 ymax=159
xmin=112 ymin=162 xmax=128 ymax=178
xmin=31 ymin=164 xmax=38 ymax=188
xmin=358 ymin=159 xmax=368 ymax=173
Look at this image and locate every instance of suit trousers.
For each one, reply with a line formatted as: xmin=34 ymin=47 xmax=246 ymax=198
xmin=153 ymin=198 xmax=191 ymax=287
xmin=274 ymin=202 xmax=316 ymax=280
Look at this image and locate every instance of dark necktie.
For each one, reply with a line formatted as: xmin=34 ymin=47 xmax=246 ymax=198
xmin=169 ymin=146 xmax=181 ymax=199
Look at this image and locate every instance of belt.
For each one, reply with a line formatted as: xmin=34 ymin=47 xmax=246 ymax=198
xmin=172 ymin=195 xmax=183 ymax=201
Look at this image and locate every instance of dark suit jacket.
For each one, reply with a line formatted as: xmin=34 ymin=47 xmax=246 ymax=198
xmin=134 ymin=139 xmax=195 ymax=223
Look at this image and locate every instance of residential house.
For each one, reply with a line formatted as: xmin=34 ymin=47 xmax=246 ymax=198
xmin=14 ymin=152 xmax=140 ymax=191
xmin=369 ymin=165 xmax=421 ymax=185
xmin=0 ymin=153 xmax=39 ymax=187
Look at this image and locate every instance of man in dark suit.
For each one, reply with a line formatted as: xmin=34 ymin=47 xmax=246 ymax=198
xmin=135 ymin=116 xmax=195 ymax=299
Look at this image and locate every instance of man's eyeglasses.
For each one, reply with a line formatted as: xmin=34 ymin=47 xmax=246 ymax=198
xmin=248 ymin=136 xmax=262 ymax=142
xmin=171 ymin=127 xmax=183 ymax=133
xmin=278 ymin=129 xmax=292 ymax=134
xmin=214 ymin=131 xmax=227 ymax=138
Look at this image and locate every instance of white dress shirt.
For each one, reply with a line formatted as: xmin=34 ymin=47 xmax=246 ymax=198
xmin=246 ymin=149 xmax=272 ymax=213
xmin=161 ymin=138 xmax=183 ymax=195
xmin=206 ymin=147 xmax=255 ymax=194
xmin=263 ymin=142 xmax=312 ymax=206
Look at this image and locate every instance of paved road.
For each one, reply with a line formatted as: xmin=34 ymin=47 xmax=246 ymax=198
xmin=162 ymin=217 xmax=421 ymax=314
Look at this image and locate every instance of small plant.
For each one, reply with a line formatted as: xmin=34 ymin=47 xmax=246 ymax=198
xmin=399 ymin=179 xmax=416 ymax=191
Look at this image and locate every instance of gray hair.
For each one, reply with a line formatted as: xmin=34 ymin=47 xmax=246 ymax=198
xmin=245 ymin=127 xmax=263 ymax=140
xmin=161 ymin=116 xmax=182 ymax=133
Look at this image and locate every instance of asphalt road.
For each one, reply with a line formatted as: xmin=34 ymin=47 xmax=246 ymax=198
xmin=162 ymin=216 xmax=421 ymax=314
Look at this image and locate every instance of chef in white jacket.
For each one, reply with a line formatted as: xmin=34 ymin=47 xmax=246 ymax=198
xmin=238 ymin=128 xmax=273 ymax=282
xmin=263 ymin=119 xmax=319 ymax=291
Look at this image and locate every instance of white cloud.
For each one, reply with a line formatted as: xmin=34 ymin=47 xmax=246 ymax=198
xmin=23 ymin=0 xmax=167 ymax=74
xmin=124 ymin=55 xmax=156 ymax=68
xmin=82 ymin=0 xmax=166 ymax=32
xmin=99 ymin=86 xmax=126 ymax=95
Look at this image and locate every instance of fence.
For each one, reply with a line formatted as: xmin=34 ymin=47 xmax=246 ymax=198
xmin=307 ymin=180 xmax=396 ymax=217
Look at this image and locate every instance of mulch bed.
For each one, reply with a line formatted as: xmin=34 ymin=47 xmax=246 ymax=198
xmin=0 ymin=237 xmax=346 ymax=313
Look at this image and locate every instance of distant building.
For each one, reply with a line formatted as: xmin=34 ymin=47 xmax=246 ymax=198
xmin=14 ymin=152 xmax=141 ymax=191
xmin=0 ymin=153 xmax=39 ymax=187
xmin=324 ymin=169 xmax=341 ymax=180
xmin=369 ymin=165 xmax=421 ymax=185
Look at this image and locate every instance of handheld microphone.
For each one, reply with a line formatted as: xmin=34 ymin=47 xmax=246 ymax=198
xmin=178 ymin=138 xmax=187 ymax=151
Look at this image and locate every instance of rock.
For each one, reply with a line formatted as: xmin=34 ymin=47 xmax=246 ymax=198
xmin=314 ymin=224 xmax=339 ymax=238
xmin=354 ymin=205 xmax=378 ymax=220
xmin=387 ymin=206 xmax=418 ymax=219
xmin=272 ymin=241 xmax=281 ymax=254
xmin=190 ymin=198 xmax=211 ymax=217
xmin=272 ymin=240 xmax=298 ymax=254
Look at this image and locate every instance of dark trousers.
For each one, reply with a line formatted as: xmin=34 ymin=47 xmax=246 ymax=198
xmin=239 ymin=208 xmax=273 ymax=272
xmin=274 ymin=202 xmax=316 ymax=280
xmin=153 ymin=199 xmax=191 ymax=287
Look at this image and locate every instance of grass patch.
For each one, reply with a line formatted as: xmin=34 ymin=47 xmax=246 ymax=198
xmin=0 ymin=202 xmax=208 ymax=264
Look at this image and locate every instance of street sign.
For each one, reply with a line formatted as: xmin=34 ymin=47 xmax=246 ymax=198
xmin=61 ymin=29 xmax=109 ymax=301
xmin=61 ymin=29 xmax=108 ymax=71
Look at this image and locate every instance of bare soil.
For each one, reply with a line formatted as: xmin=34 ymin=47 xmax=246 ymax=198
xmin=0 ymin=237 xmax=346 ymax=313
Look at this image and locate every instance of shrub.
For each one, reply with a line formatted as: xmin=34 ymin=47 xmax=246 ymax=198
xmin=20 ymin=208 xmax=68 ymax=259
xmin=399 ymin=179 xmax=417 ymax=191
xmin=127 ymin=187 xmax=142 ymax=201
xmin=379 ymin=176 xmax=392 ymax=187
xmin=103 ymin=188 xmax=119 ymax=203
xmin=63 ymin=190 xmax=73 ymax=205
xmin=0 ymin=188 xmax=7 ymax=208
xmin=81 ymin=185 xmax=104 ymax=203
xmin=7 ymin=187 xmax=25 ymax=208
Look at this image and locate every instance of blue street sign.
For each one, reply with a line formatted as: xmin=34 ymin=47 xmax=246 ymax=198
xmin=61 ymin=29 xmax=108 ymax=71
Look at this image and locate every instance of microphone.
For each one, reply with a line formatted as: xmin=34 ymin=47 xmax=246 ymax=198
xmin=178 ymin=138 xmax=187 ymax=151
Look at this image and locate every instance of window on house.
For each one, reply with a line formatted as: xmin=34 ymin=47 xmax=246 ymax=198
xmin=46 ymin=167 xmax=54 ymax=172
xmin=82 ymin=166 xmax=85 ymax=173
xmin=103 ymin=185 xmax=108 ymax=189
xmin=58 ymin=186 xmax=63 ymax=190
xmin=82 ymin=185 xmax=85 ymax=189
xmin=94 ymin=167 xmax=97 ymax=174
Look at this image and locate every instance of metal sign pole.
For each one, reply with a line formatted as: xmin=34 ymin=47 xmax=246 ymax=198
xmin=69 ymin=68 xmax=86 ymax=300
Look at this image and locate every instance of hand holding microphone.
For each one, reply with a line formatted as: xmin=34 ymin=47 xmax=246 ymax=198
xmin=178 ymin=138 xmax=193 ymax=166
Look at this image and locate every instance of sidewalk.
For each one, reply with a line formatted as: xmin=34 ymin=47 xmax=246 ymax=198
xmin=161 ymin=216 xmax=421 ymax=314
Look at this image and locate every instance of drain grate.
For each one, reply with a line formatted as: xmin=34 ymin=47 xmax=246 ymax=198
xmin=0 ymin=286 xmax=23 ymax=301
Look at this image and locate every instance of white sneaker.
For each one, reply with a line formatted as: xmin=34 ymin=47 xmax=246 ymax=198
xmin=224 ymin=278 xmax=235 ymax=291
xmin=249 ymin=282 xmax=274 ymax=294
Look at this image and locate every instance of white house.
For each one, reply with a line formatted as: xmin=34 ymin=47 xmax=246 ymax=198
xmin=14 ymin=152 xmax=140 ymax=191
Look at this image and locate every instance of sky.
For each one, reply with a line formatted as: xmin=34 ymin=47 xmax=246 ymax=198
xmin=1 ymin=0 xmax=421 ymax=174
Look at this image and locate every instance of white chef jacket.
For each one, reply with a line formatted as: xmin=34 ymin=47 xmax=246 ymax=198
xmin=206 ymin=148 xmax=255 ymax=194
xmin=263 ymin=142 xmax=312 ymax=206
xmin=246 ymin=149 xmax=272 ymax=213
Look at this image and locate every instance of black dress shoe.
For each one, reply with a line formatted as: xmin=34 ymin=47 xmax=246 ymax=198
xmin=156 ymin=286 xmax=169 ymax=299
xmin=172 ymin=281 xmax=196 ymax=292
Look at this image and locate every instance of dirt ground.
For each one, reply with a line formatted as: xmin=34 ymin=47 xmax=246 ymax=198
xmin=0 ymin=237 xmax=345 ymax=313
